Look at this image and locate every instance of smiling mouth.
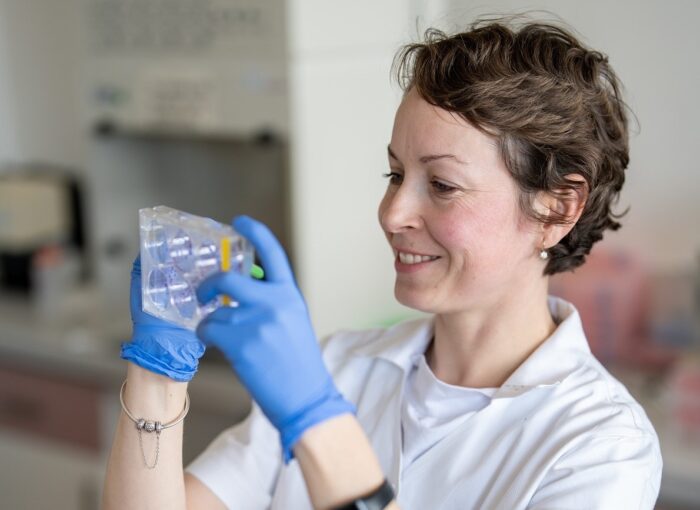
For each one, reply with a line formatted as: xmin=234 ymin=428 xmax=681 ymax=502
xmin=396 ymin=251 xmax=440 ymax=265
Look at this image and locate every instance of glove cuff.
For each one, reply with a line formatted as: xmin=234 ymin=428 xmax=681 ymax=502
xmin=120 ymin=343 xmax=197 ymax=381
xmin=279 ymin=390 xmax=356 ymax=463
xmin=121 ymin=325 xmax=205 ymax=382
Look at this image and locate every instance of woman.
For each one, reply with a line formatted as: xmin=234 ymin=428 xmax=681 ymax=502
xmin=103 ymin=19 xmax=662 ymax=510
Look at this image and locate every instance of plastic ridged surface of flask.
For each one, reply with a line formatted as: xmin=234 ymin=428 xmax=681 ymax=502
xmin=139 ymin=205 xmax=254 ymax=330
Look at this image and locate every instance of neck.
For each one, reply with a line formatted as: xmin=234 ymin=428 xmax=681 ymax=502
xmin=428 ymin=275 xmax=556 ymax=388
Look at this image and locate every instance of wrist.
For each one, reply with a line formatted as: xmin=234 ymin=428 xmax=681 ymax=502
xmin=279 ymin=391 xmax=355 ymax=463
xmin=124 ymin=362 xmax=188 ymax=418
xmin=295 ymin=414 xmax=387 ymax=509
xmin=127 ymin=361 xmax=187 ymax=386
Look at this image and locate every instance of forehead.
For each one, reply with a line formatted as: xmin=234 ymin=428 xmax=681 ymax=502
xmin=391 ymin=88 xmax=499 ymax=161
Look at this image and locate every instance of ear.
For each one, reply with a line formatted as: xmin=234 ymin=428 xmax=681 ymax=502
xmin=534 ymin=174 xmax=588 ymax=248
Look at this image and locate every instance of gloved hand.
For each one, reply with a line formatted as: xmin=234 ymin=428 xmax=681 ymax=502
xmin=196 ymin=216 xmax=355 ymax=461
xmin=121 ymin=256 xmax=206 ymax=382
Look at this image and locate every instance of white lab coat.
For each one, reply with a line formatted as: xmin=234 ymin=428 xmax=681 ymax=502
xmin=187 ymin=297 xmax=662 ymax=509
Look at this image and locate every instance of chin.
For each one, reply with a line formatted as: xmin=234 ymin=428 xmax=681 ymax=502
xmin=394 ymin=286 xmax=439 ymax=314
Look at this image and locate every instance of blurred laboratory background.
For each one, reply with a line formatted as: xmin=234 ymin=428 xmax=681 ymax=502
xmin=0 ymin=0 xmax=698 ymax=509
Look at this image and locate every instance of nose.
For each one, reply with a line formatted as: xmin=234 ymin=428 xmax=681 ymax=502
xmin=378 ymin=182 xmax=422 ymax=234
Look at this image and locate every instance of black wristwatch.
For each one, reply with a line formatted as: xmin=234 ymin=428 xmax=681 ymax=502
xmin=334 ymin=479 xmax=395 ymax=510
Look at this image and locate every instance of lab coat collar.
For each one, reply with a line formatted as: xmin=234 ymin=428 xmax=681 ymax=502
xmin=349 ymin=296 xmax=590 ymax=398
xmin=494 ymin=296 xmax=591 ymax=398
xmin=348 ymin=316 xmax=435 ymax=375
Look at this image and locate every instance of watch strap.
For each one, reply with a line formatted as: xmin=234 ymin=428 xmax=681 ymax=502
xmin=334 ymin=479 xmax=395 ymax=510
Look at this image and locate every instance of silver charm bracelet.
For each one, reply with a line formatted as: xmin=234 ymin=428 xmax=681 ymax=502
xmin=119 ymin=380 xmax=190 ymax=469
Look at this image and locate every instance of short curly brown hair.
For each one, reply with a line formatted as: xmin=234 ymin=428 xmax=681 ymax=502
xmin=393 ymin=18 xmax=631 ymax=275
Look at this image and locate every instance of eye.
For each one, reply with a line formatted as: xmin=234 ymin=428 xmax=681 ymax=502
xmin=382 ymin=172 xmax=403 ymax=185
xmin=431 ymin=180 xmax=456 ymax=194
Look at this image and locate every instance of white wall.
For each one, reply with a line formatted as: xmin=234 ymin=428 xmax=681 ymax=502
xmin=286 ymin=0 xmax=452 ymax=335
xmin=0 ymin=5 xmax=17 ymax=162
xmin=0 ymin=0 xmax=84 ymax=168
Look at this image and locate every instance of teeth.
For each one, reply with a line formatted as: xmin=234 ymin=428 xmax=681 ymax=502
xmin=398 ymin=252 xmax=438 ymax=264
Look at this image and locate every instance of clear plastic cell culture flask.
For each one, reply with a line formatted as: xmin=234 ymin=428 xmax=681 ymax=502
xmin=139 ymin=205 xmax=254 ymax=330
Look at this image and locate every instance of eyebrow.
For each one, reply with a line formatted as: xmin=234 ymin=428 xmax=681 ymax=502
xmin=387 ymin=145 xmax=468 ymax=165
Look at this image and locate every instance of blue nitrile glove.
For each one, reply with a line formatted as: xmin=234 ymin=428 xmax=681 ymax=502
xmin=120 ymin=256 xmax=206 ymax=382
xmin=196 ymin=216 xmax=355 ymax=462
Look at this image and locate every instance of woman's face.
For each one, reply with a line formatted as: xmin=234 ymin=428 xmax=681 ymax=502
xmin=378 ymin=88 xmax=543 ymax=314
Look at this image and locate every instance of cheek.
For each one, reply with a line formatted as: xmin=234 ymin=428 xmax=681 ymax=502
xmin=433 ymin=201 xmax=522 ymax=266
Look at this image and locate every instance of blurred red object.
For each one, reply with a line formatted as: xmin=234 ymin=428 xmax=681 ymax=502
xmin=550 ymin=247 xmax=677 ymax=370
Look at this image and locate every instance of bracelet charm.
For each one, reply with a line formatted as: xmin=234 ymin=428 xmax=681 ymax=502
xmin=137 ymin=420 xmax=161 ymax=433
